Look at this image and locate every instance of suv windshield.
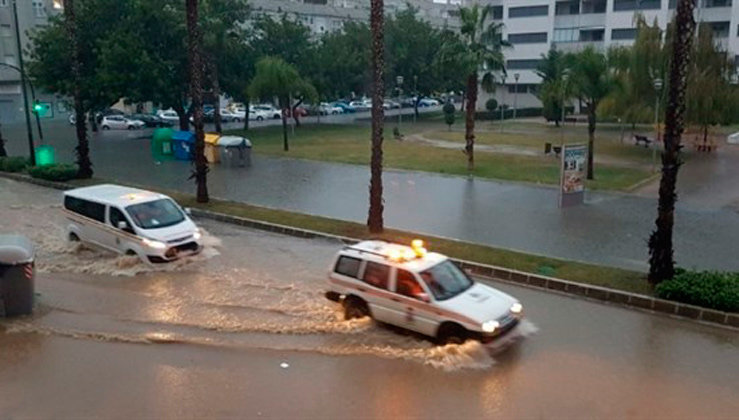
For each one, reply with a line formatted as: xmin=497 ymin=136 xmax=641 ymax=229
xmin=420 ymin=260 xmax=473 ymax=301
xmin=126 ymin=199 xmax=185 ymax=229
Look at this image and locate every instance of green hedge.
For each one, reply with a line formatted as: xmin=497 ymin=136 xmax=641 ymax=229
xmin=656 ymin=269 xmax=739 ymax=312
xmin=0 ymin=156 xmax=30 ymax=173
xmin=28 ymin=163 xmax=79 ymax=182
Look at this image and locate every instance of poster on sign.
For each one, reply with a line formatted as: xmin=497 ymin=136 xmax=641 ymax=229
xmin=559 ymin=144 xmax=586 ymax=207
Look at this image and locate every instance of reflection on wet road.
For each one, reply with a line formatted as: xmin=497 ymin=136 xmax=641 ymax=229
xmin=0 ymin=179 xmax=737 ymax=418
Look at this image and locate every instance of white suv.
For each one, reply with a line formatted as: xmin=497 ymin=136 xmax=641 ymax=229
xmin=325 ymin=240 xmax=524 ymax=344
xmin=101 ymin=115 xmax=145 ymax=130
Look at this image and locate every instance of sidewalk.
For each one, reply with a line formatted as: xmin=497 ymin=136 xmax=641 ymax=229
xmin=5 ymin=120 xmax=739 ymax=271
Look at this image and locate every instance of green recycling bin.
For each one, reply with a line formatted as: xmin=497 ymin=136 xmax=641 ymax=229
xmin=34 ymin=145 xmax=55 ymax=166
xmin=151 ymin=128 xmax=175 ymax=161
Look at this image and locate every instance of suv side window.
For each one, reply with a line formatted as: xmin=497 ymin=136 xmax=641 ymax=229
xmin=362 ymin=262 xmax=389 ymax=290
xmin=334 ymin=256 xmax=361 ymax=278
xmin=109 ymin=207 xmax=134 ymax=233
xmin=396 ymin=269 xmax=425 ymax=300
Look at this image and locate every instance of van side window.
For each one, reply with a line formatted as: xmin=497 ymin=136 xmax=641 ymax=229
xmin=64 ymin=196 xmax=105 ymax=223
xmin=334 ymin=256 xmax=361 ymax=278
xmin=109 ymin=207 xmax=133 ymax=233
xmin=362 ymin=262 xmax=389 ymax=290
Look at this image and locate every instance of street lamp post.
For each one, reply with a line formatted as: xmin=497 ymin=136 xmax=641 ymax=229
xmin=396 ymin=75 xmax=403 ymax=132
xmin=413 ymin=75 xmax=418 ymax=124
xmin=500 ymin=75 xmax=507 ymax=133
xmin=561 ymin=71 xmax=569 ymax=146
xmin=513 ymin=73 xmax=520 ymax=120
xmin=652 ymin=78 xmax=663 ymax=173
xmin=12 ymin=0 xmax=36 ymax=166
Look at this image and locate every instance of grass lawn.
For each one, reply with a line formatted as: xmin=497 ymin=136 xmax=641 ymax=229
xmin=226 ymin=122 xmax=653 ymax=191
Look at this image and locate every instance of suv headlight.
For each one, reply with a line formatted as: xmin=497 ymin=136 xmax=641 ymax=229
xmin=482 ymin=320 xmax=500 ymax=333
xmin=193 ymin=229 xmax=202 ymax=240
xmin=510 ymin=302 xmax=523 ymax=314
xmin=142 ymin=238 xmax=167 ymax=250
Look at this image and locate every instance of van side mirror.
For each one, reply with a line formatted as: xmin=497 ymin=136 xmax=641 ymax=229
xmin=117 ymin=221 xmax=128 ymax=230
xmin=184 ymin=207 xmax=192 ymax=215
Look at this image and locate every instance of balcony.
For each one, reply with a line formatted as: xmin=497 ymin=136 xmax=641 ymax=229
xmin=553 ymin=41 xmax=606 ymax=53
xmin=554 ymin=13 xmax=607 ymax=28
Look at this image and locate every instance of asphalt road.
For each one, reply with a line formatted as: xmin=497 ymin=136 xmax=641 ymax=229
xmin=1 ymin=179 xmax=737 ymax=418
xmin=3 ymin=114 xmax=739 ymax=272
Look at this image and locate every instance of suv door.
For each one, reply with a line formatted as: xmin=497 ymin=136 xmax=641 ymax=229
xmin=358 ymin=261 xmax=394 ymax=323
xmin=386 ymin=268 xmax=439 ymax=336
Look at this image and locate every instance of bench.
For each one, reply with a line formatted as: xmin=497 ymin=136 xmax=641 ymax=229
xmin=633 ymin=134 xmax=652 ymax=147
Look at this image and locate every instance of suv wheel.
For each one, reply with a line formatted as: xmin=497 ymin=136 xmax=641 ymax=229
xmin=343 ymin=296 xmax=369 ymax=320
xmin=436 ymin=323 xmax=468 ymax=345
xmin=256 ymin=116 xmax=264 ymax=121
xmin=102 ymin=125 xmax=110 ymax=130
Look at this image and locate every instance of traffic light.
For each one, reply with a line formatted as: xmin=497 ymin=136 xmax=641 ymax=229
xmin=33 ymin=101 xmax=43 ymax=113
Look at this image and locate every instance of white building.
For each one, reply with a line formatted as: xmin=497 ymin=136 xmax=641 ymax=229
xmin=480 ymin=0 xmax=739 ymax=111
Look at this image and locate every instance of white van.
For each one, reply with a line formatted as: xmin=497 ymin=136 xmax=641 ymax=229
xmin=63 ymin=184 xmax=203 ymax=263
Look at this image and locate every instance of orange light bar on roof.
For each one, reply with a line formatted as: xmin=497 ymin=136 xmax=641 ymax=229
xmin=411 ymin=239 xmax=427 ymax=258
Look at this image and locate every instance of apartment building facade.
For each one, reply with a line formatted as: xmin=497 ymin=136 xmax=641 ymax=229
xmin=0 ymin=0 xmax=63 ymax=124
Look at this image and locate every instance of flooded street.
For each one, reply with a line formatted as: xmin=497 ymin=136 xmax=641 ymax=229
xmin=1 ymin=178 xmax=738 ymax=418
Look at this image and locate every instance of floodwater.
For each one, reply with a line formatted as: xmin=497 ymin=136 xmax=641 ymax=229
xmin=0 ymin=178 xmax=738 ymax=418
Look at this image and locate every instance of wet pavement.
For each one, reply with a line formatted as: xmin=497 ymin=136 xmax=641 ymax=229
xmin=3 ymin=118 xmax=739 ymax=271
xmin=0 ymin=178 xmax=738 ymax=418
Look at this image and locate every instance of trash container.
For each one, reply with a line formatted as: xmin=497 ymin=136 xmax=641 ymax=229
xmin=151 ymin=128 xmax=175 ymax=161
xmin=204 ymin=133 xmax=221 ymax=164
xmin=35 ymin=145 xmax=56 ymax=166
xmin=171 ymin=131 xmax=195 ymax=161
xmin=0 ymin=235 xmax=35 ymax=317
xmin=217 ymin=136 xmax=252 ymax=168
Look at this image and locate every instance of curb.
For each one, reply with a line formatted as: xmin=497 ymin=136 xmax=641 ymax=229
xmin=2 ymin=171 xmax=736 ymax=330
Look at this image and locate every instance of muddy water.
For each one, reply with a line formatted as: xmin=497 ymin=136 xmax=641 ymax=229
xmin=1 ymin=179 xmax=738 ymax=418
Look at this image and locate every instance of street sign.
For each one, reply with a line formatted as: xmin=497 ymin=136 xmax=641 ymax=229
xmin=33 ymin=101 xmax=54 ymax=119
xmin=559 ymin=144 xmax=587 ymax=208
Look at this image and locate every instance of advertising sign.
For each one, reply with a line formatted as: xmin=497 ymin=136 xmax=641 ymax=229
xmin=560 ymin=144 xmax=587 ymax=207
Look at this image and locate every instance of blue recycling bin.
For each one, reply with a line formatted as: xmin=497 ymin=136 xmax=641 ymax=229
xmin=171 ymin=131 xmax=195 ymax=161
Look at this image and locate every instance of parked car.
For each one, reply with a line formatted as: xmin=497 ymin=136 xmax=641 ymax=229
xmin=419 ymin=98 xmax=440 ymax=107
xmin=156 ymin=109 xmax=181 ymax=124
xmin=349 ymin=101 xmax=371 ymax=112
xmin=252 ymin=104 xmax=282 ymax=119
xmin=248 ymin=107 xmax=271 ymax=121
xmin=384 ymin=100 xmax=401 ymax=109
xmin=319 ymin=102 xmax=343 ymax=115
xmin=230 ymin=107 xmax=247 ymax=120
xmin=332 ymin=102 xmax=356 ymax=113
xmin=101 ymin=115 xmax=145 ymax=130
xmin=131 ymin=113 xmax=172 ymax=128
xmin=219 ymin=109 xmax=243 ymax=122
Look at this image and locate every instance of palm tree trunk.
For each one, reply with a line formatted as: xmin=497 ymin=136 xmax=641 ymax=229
xmin=212 ymin=62 xmax=222 ymax=134
xmin=648 ymin=0 xmax=696 ymax=285
xmin=186 ymin=0 xmax=208 ymax=203
xmin=174 ymin=104 xmax=189 ymax=131
xmin=292 ymin=97 xmax=303 ymax=128
xmin=63 ymin=0 xmax=92 ymax=179
xmin=280 ymin=97 xmax=289 ymax=151
xmin=0 ymin=124 xmax=7 ymax=157
xmin=367 ymin=0 xmax=385 ymax=233
xmin=587 ymin=107 xmax=595 ymax=180
xmin=464 ymin=73 xmax=477 ymax=171
xmin=243 ymin=97 xmax=250 ymax=131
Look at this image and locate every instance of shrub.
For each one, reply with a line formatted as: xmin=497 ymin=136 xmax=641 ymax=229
xmin=485 ymin=98 xmax=498 ymax=112
xmin=0 ymin=156 xmax=29 ymax=173
xmin=655 ymin=270 xmax=739 ymax=312
xmin=28 ymin=163 xmax=78 ymax=182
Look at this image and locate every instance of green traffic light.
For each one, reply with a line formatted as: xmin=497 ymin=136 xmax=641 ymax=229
xmin=33 ymin=103 xmax=43 ymax=112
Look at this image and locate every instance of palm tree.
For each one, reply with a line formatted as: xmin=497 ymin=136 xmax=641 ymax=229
xmin=568 ymin=47 xmax=616 ymax=180
xmin=249 ymin=57 xmax=317 ymax=151
xmin=367 ymin=0 xmax=384 ymax=233
xmin=186 ymin=0 xmax=208 ymax=203
xmin=63 ymin=0 xmax=92 ymax=179
xmin=0 ymin=125 xmax=6 ymax=157
xmin=440 ymin=5 xmax=508 ymax=171
xmin=536 ymin=48 xmax=568 ymax=127
xmin=648 ymin=0 xmax=697 ymax=284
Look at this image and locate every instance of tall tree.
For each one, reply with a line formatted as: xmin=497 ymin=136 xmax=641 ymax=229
xmin=367 ymin=0 xmax=385 ymax=233
xmin=440 ymin=5 xmax=508 ymax=171
xmin=314 ymin=21 xmax=371 ymax=99
xmin=63 ymin=0 xmax=92 ymax=178
xmin=648 ymin=0 xmax=697 ymax=284
xmin=536 ymin=48 xmax=569 ymax=127
xmin=249 ymin=57 xmax=317 ymax=151
xmin=186 ymin=0 xmax=208 ymax=203
xmin=568 ymin=47 xmax=617 ymax=180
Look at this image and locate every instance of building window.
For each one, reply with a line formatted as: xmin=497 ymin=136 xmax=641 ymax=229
xmin=507 ymin=59 xmax=542 ymax=70
xmin=580 ymin=28 xmax=605 ymax=41
xmin=702 ymin=0 xmax=731 ymax=6
xmin=613 ymin=0 xmax=661 ymax=11
xmin=508 ymin=5 xmax=549 ymax=18
xmin=508 ymin=32 xmax=548 ymax=44
xmin=553 ymin=27 xmax=579 ymax=43
xmin=582 ymin=0 xmax=607 ymax=13
xmin=555 ymin=1 xmax=580 ymax=15
xmin=705 ymin=21 xmax=730 ymax=38
xmin=508 ymin=84 xmax=536 ymax=94
xmin=611 ymin=28 xmax=637 ymax=40
xmin=491 ymin=5 xmax=503 ymax=19
xmin=32 ymin=0 xmax=46 ymax=17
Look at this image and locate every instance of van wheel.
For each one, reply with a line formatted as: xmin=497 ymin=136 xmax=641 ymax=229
xmin=437 ymin=323 xmax=468 ymax=345
xmin=102 ymin=125 xmax=110 ymax=130
xmin=256 ymin=116 xmax=264 ymax=121
xmin=343 ymin=296 xmax=369 ymax=320
xmin=68 ymin=233 xmax=80 ymax=242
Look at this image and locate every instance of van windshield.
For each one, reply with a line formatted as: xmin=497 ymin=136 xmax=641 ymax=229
xmin=126 ymin=199 xmax=185 ymax=229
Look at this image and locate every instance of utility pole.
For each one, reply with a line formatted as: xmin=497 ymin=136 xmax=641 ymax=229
xmin=513 ymin=73 xmax=520 ymax=120
xmin=500 ymin=75 xmax=506 ymax=133
xmin=396 ymin=75 xmax=403 ymax=133
xmin=652 ymin=78 xmax=663 ymax=173
xmin=12 ymin=0 xmax=36 ymax=166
